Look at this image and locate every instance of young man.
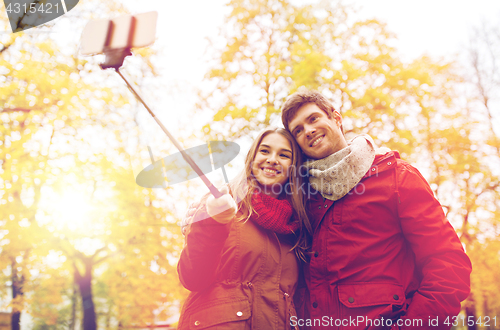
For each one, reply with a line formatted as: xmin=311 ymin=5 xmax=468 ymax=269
xmin=282 ymin=89 xmax=472 ymax=330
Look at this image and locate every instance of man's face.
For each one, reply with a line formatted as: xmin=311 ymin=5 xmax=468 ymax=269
xmin=288 ymin=103 xmax=348 ymax=160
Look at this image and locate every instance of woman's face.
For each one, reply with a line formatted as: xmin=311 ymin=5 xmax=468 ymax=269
xmin=251 ymin=133 xmax=293 ymax=198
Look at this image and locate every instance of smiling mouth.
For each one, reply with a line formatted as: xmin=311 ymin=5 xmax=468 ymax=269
xmin=261 ymin=167 xmax=281 ymax=176
xmin=310 ymin=135 xmax=324 ymax=147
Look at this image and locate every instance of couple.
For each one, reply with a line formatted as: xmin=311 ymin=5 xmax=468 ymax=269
xmin=176 ymin=89 xmax=472 ymax=329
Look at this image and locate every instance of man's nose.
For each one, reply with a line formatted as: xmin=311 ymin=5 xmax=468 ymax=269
xmin=305 ymin=125 xmax=316 ymax=137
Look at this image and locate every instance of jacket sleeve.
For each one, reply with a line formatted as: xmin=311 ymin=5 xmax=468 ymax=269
xmin=397 ymin=162 xmax=472 ymax=328
xmin=177 ymin=205 xmax=231 ymax=292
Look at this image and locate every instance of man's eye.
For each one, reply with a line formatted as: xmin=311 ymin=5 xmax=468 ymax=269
xmin=311 ymin=116 xmax=318 ymax=122
xmin=294 ymin=129 xmax=302 ymax=136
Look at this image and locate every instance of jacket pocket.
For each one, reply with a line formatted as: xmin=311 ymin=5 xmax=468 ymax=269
xmin=188 ymin=298 xmax=251 ymax=329
xmin=338 ymin=282 xmax=406 ymax=326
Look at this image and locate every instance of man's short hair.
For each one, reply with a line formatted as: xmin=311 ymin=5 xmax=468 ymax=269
xmin=281 ymin=88 xmax=343 ymax=133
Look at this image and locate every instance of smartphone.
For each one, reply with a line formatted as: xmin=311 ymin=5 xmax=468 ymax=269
xmin=80 ymin=11 xmax=157 ymax=55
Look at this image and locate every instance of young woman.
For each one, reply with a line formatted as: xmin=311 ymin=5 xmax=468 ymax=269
xmin=177 ymin=128 xmax=311 ymax=330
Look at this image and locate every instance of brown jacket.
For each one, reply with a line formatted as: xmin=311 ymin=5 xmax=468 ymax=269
xmin=177 ymin=204 xmax=299 ymax=329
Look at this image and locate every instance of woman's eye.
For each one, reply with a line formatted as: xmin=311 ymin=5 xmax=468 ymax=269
xmin=260 ymin=149 xmax=269 ymax=154
xmin=281 ymin=154 xmax=290 ymax=158
xmin=311 ymin=116 xmax=318 ymax=122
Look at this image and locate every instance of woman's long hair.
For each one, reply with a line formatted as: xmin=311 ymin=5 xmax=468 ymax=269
xmin=230 ymin=128 xmax=312 ymax=261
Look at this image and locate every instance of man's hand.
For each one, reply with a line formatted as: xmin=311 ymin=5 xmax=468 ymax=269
xmin=206 ymin=186 xmax=238 ymax=224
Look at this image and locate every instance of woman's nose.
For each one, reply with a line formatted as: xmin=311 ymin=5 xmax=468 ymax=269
xmin=267 ymin=153 xmax=278 ymax=164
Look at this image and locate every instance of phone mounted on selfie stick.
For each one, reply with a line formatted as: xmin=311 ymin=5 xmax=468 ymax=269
xmin=80 ymin=12 xmax=223 ymax=198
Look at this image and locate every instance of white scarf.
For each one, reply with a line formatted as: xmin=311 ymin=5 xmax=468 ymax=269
xmin=304 ymin=135 xmax=376 ymax=201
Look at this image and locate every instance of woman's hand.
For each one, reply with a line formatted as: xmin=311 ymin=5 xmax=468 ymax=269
xmin=206 ymin=186 xmax=238 ymax=224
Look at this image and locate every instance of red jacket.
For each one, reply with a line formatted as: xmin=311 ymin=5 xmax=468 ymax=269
xmin=295 ymin=151 xmax=471 ymax=330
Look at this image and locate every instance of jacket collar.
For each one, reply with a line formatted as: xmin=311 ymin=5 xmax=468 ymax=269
xmin=362 ymin=150 xmax=400 ymax=180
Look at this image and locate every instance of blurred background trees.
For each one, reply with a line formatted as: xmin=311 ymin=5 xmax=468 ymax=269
xmin=1 ymin=0 xmax=499 ymax=329
xmin=1 ymin=0 xmax=187 ymax=329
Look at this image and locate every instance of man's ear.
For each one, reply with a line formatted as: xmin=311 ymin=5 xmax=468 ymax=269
xmin=332 ymin=110 xmax=342 ymax=127
xmin=332 ymin=110 xmax=344 ymax=134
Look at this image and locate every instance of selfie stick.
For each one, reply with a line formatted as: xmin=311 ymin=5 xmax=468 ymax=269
xmin=85 ymin=15 xmax=223 ymax=198
xmin=114 ymin=68 xmax=223 ymax=198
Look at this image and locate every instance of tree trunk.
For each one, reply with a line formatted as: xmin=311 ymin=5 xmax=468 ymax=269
xmin=105 ymin=299 xmax=112 ymax=330
xmin=69 ymin=283 xmax=77 ymax=330
xmin=11 ymin=260 xmax=23 ymax=330
xmin=75 ymin=258 xmax=97 ymax=330
xmin=465 ymin=292 xmax=477 ymax=330
xmin=483 ymin=294 xmax=494 ymax=330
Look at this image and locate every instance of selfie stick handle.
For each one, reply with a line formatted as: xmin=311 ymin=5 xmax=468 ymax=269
xmin=114 ymin=68 xmax=223 ymax=199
